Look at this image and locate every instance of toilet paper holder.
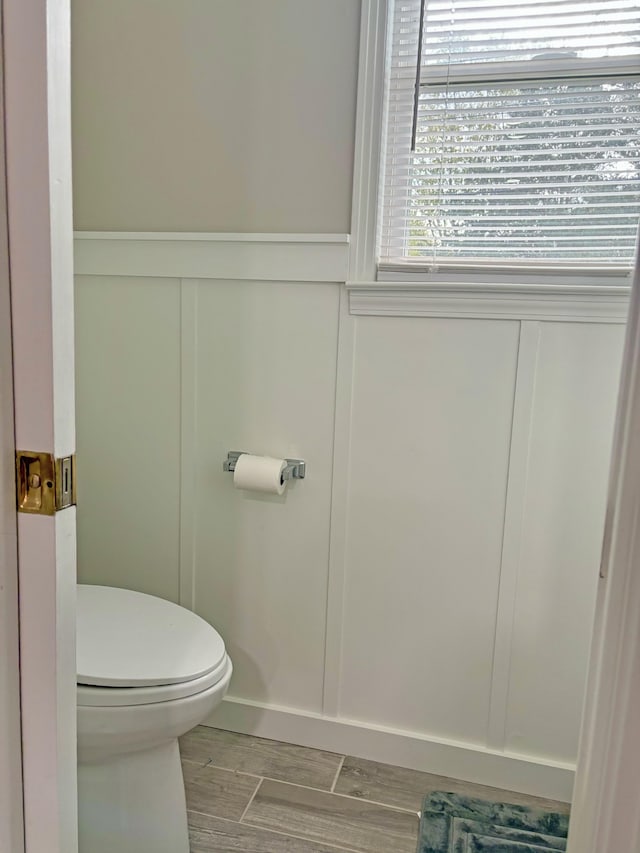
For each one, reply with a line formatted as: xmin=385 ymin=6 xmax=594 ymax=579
xmin=223 ymin=451 xmax=306 ymax=480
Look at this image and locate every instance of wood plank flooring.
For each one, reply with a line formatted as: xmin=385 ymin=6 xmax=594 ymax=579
xmin=333 ymin=755 xmax=570 ymax=814
xmin=179 ymin=726 xmax=570 ymax=853
xmin=181 ymin=726 xmax=342 ymax=790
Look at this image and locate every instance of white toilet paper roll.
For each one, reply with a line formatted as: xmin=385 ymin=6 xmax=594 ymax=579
xmin=233 ymin=454 xmax=288 ymax=495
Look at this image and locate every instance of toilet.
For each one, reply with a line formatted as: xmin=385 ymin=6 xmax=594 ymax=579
xmin=76 ymin=584 xmax=232 ymax=853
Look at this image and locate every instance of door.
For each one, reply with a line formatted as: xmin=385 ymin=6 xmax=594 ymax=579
xmin=4 ymin=1 xmax=77 ymax=851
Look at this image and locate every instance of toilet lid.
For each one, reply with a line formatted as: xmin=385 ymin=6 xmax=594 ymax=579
xmin=77 ymin=584 xmax=227 ymax=687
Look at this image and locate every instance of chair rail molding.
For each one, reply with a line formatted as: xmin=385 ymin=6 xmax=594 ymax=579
xmin=74 ymin=232 xmax=350 ymax=283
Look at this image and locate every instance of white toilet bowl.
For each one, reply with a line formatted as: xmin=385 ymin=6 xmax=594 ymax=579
xmin=76 ymin=584 xmax=232 ymax=853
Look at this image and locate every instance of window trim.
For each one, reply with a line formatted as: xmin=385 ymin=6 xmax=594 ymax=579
xmin=348 ymin=0 xmax=637 ymax=304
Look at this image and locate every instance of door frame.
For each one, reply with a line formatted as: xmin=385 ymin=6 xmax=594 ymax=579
xmin=567 ymin=237 xmax=640 ymax=851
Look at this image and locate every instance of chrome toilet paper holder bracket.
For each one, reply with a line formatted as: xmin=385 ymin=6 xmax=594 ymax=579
xmin=223 ymin=451 xmax=306 ymax=480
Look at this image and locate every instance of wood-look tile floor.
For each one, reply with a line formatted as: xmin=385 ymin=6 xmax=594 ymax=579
xmin=179 ymin=726 xmax=570 ymax=853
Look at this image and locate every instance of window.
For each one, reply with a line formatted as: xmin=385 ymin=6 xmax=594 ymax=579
xmin=379 ymin=0 xmax=640 ymax=273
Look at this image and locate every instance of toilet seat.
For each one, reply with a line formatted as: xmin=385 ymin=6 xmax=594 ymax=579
xmin=77 ymin=584 xmax=227 ymax=693
xmin=77 ymin=655 xmax=231 ymax=707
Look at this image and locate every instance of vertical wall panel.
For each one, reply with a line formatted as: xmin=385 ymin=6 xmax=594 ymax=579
xmin=339 ymin=317 xmax=520 ymax=744
xmin=505 ymin=322 xmax=625 ymax=762
xmin=193 ymin=280 xmax=340 ymax=713
xmin=75 ymin=275 xmax=182 ymax=601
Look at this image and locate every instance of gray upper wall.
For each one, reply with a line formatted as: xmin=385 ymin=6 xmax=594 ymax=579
xmin=71 ymin=0 xmax=361 ymax=233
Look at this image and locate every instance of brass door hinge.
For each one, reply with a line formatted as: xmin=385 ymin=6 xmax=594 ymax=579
xmin=16 ymin=452 xmax=76 ymax=515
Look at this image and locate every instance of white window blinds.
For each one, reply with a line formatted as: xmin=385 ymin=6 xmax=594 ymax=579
xmin=379 ymin=0 xmax=640 ymax=271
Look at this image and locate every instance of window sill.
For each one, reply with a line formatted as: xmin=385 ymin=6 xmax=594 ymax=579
xmin=346 ymin=277 xmax=631 ymax=323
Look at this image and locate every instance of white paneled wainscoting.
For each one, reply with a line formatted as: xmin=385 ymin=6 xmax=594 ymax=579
xmin=74 ymin=233 xmax=628 ymax=802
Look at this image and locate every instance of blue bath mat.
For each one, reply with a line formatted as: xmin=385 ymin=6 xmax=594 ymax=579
xmin=417 ymin=791 xmax=570 ymax=852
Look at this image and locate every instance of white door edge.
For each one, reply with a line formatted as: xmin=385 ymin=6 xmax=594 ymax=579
xmin=4 ymin=1 xmax=77 ymax=851
xmin=568 ymin=237 xmax=640 ymax=852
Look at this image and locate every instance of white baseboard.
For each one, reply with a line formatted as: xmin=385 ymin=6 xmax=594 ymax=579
xmin=205 ymin=696 xmax=574 ymax=803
